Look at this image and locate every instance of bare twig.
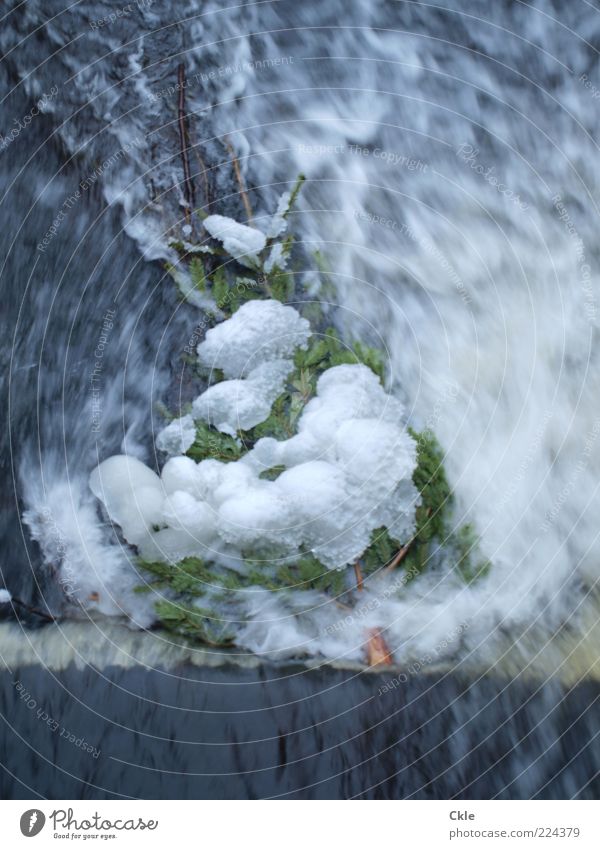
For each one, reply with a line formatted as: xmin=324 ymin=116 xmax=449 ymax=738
xmin=177 ymin=63 xmax=195 ymax=221
xmin=383 ymin=508 xmax=432 ymax=573
xmin=384 ymin=542 xmax=412 ymax=573
xmin=192 ymin=146 xmax=211 ymax=212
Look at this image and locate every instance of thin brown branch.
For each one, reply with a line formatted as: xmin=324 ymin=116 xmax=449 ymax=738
xmin=354 ymin=560 xmax=364 ymax=591
xmin=177 ymin=63 xmax=195 ymax=221
xmin=384 ymin=542 xmax=412 ymax=573
xmin=384 ymin=508 xmax=432 ymax=573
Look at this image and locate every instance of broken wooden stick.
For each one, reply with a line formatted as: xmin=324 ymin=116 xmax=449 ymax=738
xmin=366 ymin=628 xmax=393 ymax=666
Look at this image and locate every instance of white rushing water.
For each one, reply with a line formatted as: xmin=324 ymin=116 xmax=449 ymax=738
xmin=8 ymin=1 xmax=600 ymax=671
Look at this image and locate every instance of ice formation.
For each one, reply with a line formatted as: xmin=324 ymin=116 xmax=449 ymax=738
xmin=196 ymin=298 xmax=311 ymax=378
xmin=155 ymin=414 xmax=196 ymax=455
xmin=193 ymin=360 xmax=292 ymax=434
xmin=266 ymin=190 xmax=292 ymax=239
xmin=0 ymin=589 xmax=11 ymax=604
xmin=203 ymin=214 xmax=266 ymax=263
xmin=90 ymin=300 xmax=418 ymax=573
xmin=264 ymin=241 xmax=288 ymax=273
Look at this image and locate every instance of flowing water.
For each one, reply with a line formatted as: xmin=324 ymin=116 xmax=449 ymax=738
xmin=1 ymin=0 xmax=600 ymax=797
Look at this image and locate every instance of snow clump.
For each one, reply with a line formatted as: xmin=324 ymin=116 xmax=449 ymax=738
xmin=90 ymin=300 xmax=419 ymax=572
xmin=155 ymin=414 xmax=196 ymax=456
xmin=193 ymin=360 xmax=292 ymax=435
xmin=196 ymin=298 xmax=311 ymax=378
xmin=203 ymin=215 xmax=266 ymax=263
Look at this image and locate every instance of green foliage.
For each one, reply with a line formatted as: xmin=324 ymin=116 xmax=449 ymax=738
xmin=190 ymin=257 xmax=206 ymax=292
xmin=397 ymin=428 xmax=451 ymax=578
xmin=154 ymin=600 xmax=235 ymax=647
xmin=363 ymin=527 xmax=403 ymax=577
xmin=294 ymin=328 xmax=386 ymax=384
xmin=168 ymin=239 xmax=219 ymax=257
xmin=259 ymin=464 xmax=286 ymax=481
xmin=211 ymin=266 xmax=229 ymax=306
xmin=284 ymin=173 xmax=305 ymax=218
xmin=138 ymin=550 xmax=348 ymax=644
xmin=138 ymin=557 xmax=214 ymax=596
xmin=275 ymin=555 xmax=348 ymax=596
xmin=410 ymin=427 xmax=452 ymax=545
xmin=185 ymin=422 xmax=242 ymax=463
xmin=268 ymin=268 xmax=294 ymax=302
xmin=353 ymin=342 xmax=386 ymax=384
xmin=452 ymin=524 xmax=491 ymax=585
xmin=154 ymin=401 xmax=176 ymax=423
xmin=399 ymin=428 xmax=488 ymax=584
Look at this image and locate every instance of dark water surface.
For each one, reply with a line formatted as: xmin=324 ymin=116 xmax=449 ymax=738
xmin=2 ymin=663 xmax=600 ymax=799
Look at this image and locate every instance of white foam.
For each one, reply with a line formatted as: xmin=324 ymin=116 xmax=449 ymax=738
xmin=23 ymin=478 xmax=155 ymax=627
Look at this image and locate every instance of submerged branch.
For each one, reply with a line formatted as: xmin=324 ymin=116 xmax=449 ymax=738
xmin=11 ymin=597 xmax=56 ymax=623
